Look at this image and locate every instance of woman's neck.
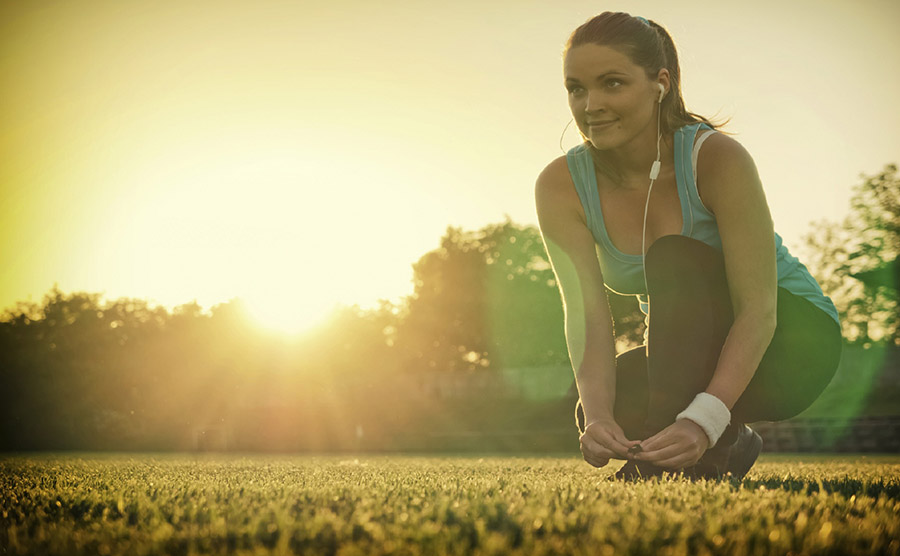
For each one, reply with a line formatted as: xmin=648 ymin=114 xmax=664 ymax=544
xmin=591 ymin=132 xmax=674 ymax=189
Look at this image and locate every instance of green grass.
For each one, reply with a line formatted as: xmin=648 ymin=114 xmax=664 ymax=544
xmin=2 ymin=454 xmax=899 ymax=555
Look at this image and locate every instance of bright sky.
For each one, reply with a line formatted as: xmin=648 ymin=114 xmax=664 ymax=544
xmin=2 ymin=0 xmax=899 ymax=332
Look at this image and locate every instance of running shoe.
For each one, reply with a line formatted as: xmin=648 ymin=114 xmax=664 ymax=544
xmin=726 ymin=424 xmax=763 ymax=480
xmin=613 ymin=460 xmax=666 ymax=481
xmin=685 ymin=424 xmax=763 ymax=480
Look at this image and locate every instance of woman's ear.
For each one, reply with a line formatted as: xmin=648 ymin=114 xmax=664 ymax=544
xmin=656 ymin=68 xmax=671 ymax=100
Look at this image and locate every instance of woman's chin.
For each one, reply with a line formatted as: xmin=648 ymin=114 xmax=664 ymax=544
xmin=588 ymin=137 xmax=617 ymax=151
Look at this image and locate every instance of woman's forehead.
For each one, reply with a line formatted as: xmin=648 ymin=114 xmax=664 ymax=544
xmin=564 ymin=44 xmax=638 ymax=78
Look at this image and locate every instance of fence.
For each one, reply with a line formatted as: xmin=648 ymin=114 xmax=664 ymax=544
xmin=753 ymin=416 xmax=900 ymax=453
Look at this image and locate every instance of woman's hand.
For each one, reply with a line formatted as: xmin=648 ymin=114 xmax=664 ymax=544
xmin=633 ymin=420 xmax=709 ymax=470
xmin=580 ymin=419 xmax=640 ymax=468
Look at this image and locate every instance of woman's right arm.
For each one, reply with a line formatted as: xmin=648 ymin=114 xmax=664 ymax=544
xmin=535 ymin=157 xmax=638 ymax=467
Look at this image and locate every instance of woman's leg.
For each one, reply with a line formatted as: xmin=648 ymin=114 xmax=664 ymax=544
xmin=642 ymin=235 xmax=734 ymax=438
xmin=731 ymin=289 xmax=842 ymax=424
xmin=575 ymin=345 xmax=649 ymax=441
xmin=642 ymin=235 xmax=842 ymax=443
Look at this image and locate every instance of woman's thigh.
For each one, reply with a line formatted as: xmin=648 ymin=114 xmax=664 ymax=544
xmin=732 ymin=288 xmax=843 ymax=423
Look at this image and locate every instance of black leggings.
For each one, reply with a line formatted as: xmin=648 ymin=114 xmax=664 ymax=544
xmin=576 ymin=235 xmax=843 ymax=446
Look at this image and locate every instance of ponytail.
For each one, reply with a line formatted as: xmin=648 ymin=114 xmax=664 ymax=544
xmin=645 ymin=20 xmax=719 ymax=133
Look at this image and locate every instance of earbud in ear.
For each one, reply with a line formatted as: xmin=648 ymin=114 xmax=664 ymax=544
xmin=657 ymin=83 xmax=665 ymax=103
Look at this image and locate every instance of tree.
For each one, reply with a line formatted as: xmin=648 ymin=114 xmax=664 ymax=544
xmin=398 ymin=219 xmax=643 ymax=373
xmin=803 ymin=164 xmax=899 ymax=346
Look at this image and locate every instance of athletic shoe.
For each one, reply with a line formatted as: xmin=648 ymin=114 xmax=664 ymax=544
xmin=684 ymin=424 xmax=763 ymax=481
xmin=613 ymin=460 xmax=666 ymax=481
xmin=726 ymin=424 xmax=763 ymax=480
xmin=695 ymin=434 xmax=732 ymax=479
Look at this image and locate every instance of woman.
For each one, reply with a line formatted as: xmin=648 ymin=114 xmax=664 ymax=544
xmin=535 ymin=12 xmax=842 ymax=480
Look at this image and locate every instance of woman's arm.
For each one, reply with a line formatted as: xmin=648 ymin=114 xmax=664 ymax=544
xmin=696 ymin=133 xmax=778 ymax=409
xmin=535 ymin=156 xmax=637 ymax=466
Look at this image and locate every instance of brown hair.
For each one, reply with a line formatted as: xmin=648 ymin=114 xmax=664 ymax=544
xmin=565 ymin=12 xmax=721 ymax=136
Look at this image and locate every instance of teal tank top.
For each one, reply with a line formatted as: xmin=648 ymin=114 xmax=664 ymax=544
xmin=566 ymin=122 xmax=840 ymax=326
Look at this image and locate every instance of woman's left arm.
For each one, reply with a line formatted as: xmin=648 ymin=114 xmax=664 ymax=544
xmin=696 ymin=133 xmax=778 ymax=409
xmin=636 ymin=133 xmax=777 ymax=469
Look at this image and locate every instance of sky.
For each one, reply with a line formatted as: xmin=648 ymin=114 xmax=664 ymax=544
xmin=2 ymin=0 xmax=899 ymax=332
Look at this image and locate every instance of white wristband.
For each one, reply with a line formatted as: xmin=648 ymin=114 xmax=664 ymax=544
xmin=676 ymin=392 xmax=731 ymax=448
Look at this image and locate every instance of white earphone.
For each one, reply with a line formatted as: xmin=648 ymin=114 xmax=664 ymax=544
xmin=642 ymin=82 xmax=666 ymax=293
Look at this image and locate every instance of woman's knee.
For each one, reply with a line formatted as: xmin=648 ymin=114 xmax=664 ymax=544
xmin=644 ymin=235 xmax=725 ymax=290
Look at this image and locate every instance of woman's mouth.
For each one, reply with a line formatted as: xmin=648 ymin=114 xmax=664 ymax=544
xmin=587 ymin=119 xmax=617 ymax=130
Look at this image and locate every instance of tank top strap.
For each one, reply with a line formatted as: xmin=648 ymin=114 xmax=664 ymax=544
xmin=566 ymin=145 xmax=607 ymax=253
xmin=566 ymin=145 xmax=598 ymax=232
xmin=674 ymin=122 xmax=714 ymax=235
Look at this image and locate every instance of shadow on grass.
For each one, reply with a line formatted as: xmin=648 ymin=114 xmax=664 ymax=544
xmin=733 ymin=476 xmax=900 ymax=500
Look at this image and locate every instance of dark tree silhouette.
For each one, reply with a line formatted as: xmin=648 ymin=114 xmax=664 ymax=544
xmin=398 ymin=219 xmax=642 ymax=375
xmin=803 ymin=164 xmax=899 ymax=346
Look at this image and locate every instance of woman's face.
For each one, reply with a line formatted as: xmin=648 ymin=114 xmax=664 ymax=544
xmin=564 ymin=44 xmax=663 ymax=152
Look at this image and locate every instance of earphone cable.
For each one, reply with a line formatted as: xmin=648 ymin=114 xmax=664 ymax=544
xmin=641 ymin=100 xmax=664 ymax=295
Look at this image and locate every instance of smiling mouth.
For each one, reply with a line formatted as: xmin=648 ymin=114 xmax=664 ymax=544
xmin=587 ymin=120 xmax=617 ymax=128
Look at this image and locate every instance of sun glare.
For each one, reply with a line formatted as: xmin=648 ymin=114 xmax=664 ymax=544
xmin=242 ymin=291 xmax=336 ymax=336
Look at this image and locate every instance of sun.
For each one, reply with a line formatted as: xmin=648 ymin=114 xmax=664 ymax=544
xmin=242 ymin=290 xmax=337 ymax=336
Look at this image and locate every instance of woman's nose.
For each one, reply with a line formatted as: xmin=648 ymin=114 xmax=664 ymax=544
xmin=584 ymin=91 xmax=604 ymax=113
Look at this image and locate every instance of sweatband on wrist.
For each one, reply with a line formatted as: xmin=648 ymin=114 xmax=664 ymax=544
xmin=676 ymin=392 xmax=731 ymax=447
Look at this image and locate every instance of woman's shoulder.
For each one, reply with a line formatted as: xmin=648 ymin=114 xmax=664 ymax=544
xmin=536 ymin=144 xmax=592 ymax=194
xmin=535 ymin=154 xmax=575 ymax=201
xmin=535 ymin=154 xmax=586 ymax=229
xmin=695 ymin=129 xmax=756 ymax=175
xmin=694 ymin=128 xmax=762 ymax=210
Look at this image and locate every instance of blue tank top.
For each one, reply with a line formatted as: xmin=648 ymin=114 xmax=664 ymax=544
xmin=566 ymin=122 xmax=840 ymax=326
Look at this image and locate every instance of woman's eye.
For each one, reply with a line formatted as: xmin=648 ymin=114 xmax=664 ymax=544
xmin=606 ymin=79 xmax=623 ymax=89
xmin=566 ymin=85 xmax=584 ymax=95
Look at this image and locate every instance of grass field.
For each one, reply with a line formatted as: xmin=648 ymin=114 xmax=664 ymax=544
xmin=2 ymin=454 xmax=899 ymax=556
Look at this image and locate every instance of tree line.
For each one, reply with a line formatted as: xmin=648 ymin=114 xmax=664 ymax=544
xmin=1 ymin=165 xmax=896 ymax=451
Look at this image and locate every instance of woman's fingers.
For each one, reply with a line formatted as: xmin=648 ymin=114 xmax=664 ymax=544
xmin=597 ymin=428 xmax=633 ymax=457
xmin=641 ymin=421 xmax=704 ymax=453
xmin=612 ymin=428 xmax=641 ymax=450
xmin=635 ymin=442 xmax=684 ymax=463
xmin=580 ymin=420 xmax=639 ymax=466
xmin=579 ymin=435 xmax=612 ymax=467
xmin=637 ymin=428 xmax=678 ymax=453
xmin=634 ymin=422 xmax=707 ymax=469
xmin=580 ymin=433 xmax=619 ymax=460
xmin=636 ymin=442 xmax=699 ymax=469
